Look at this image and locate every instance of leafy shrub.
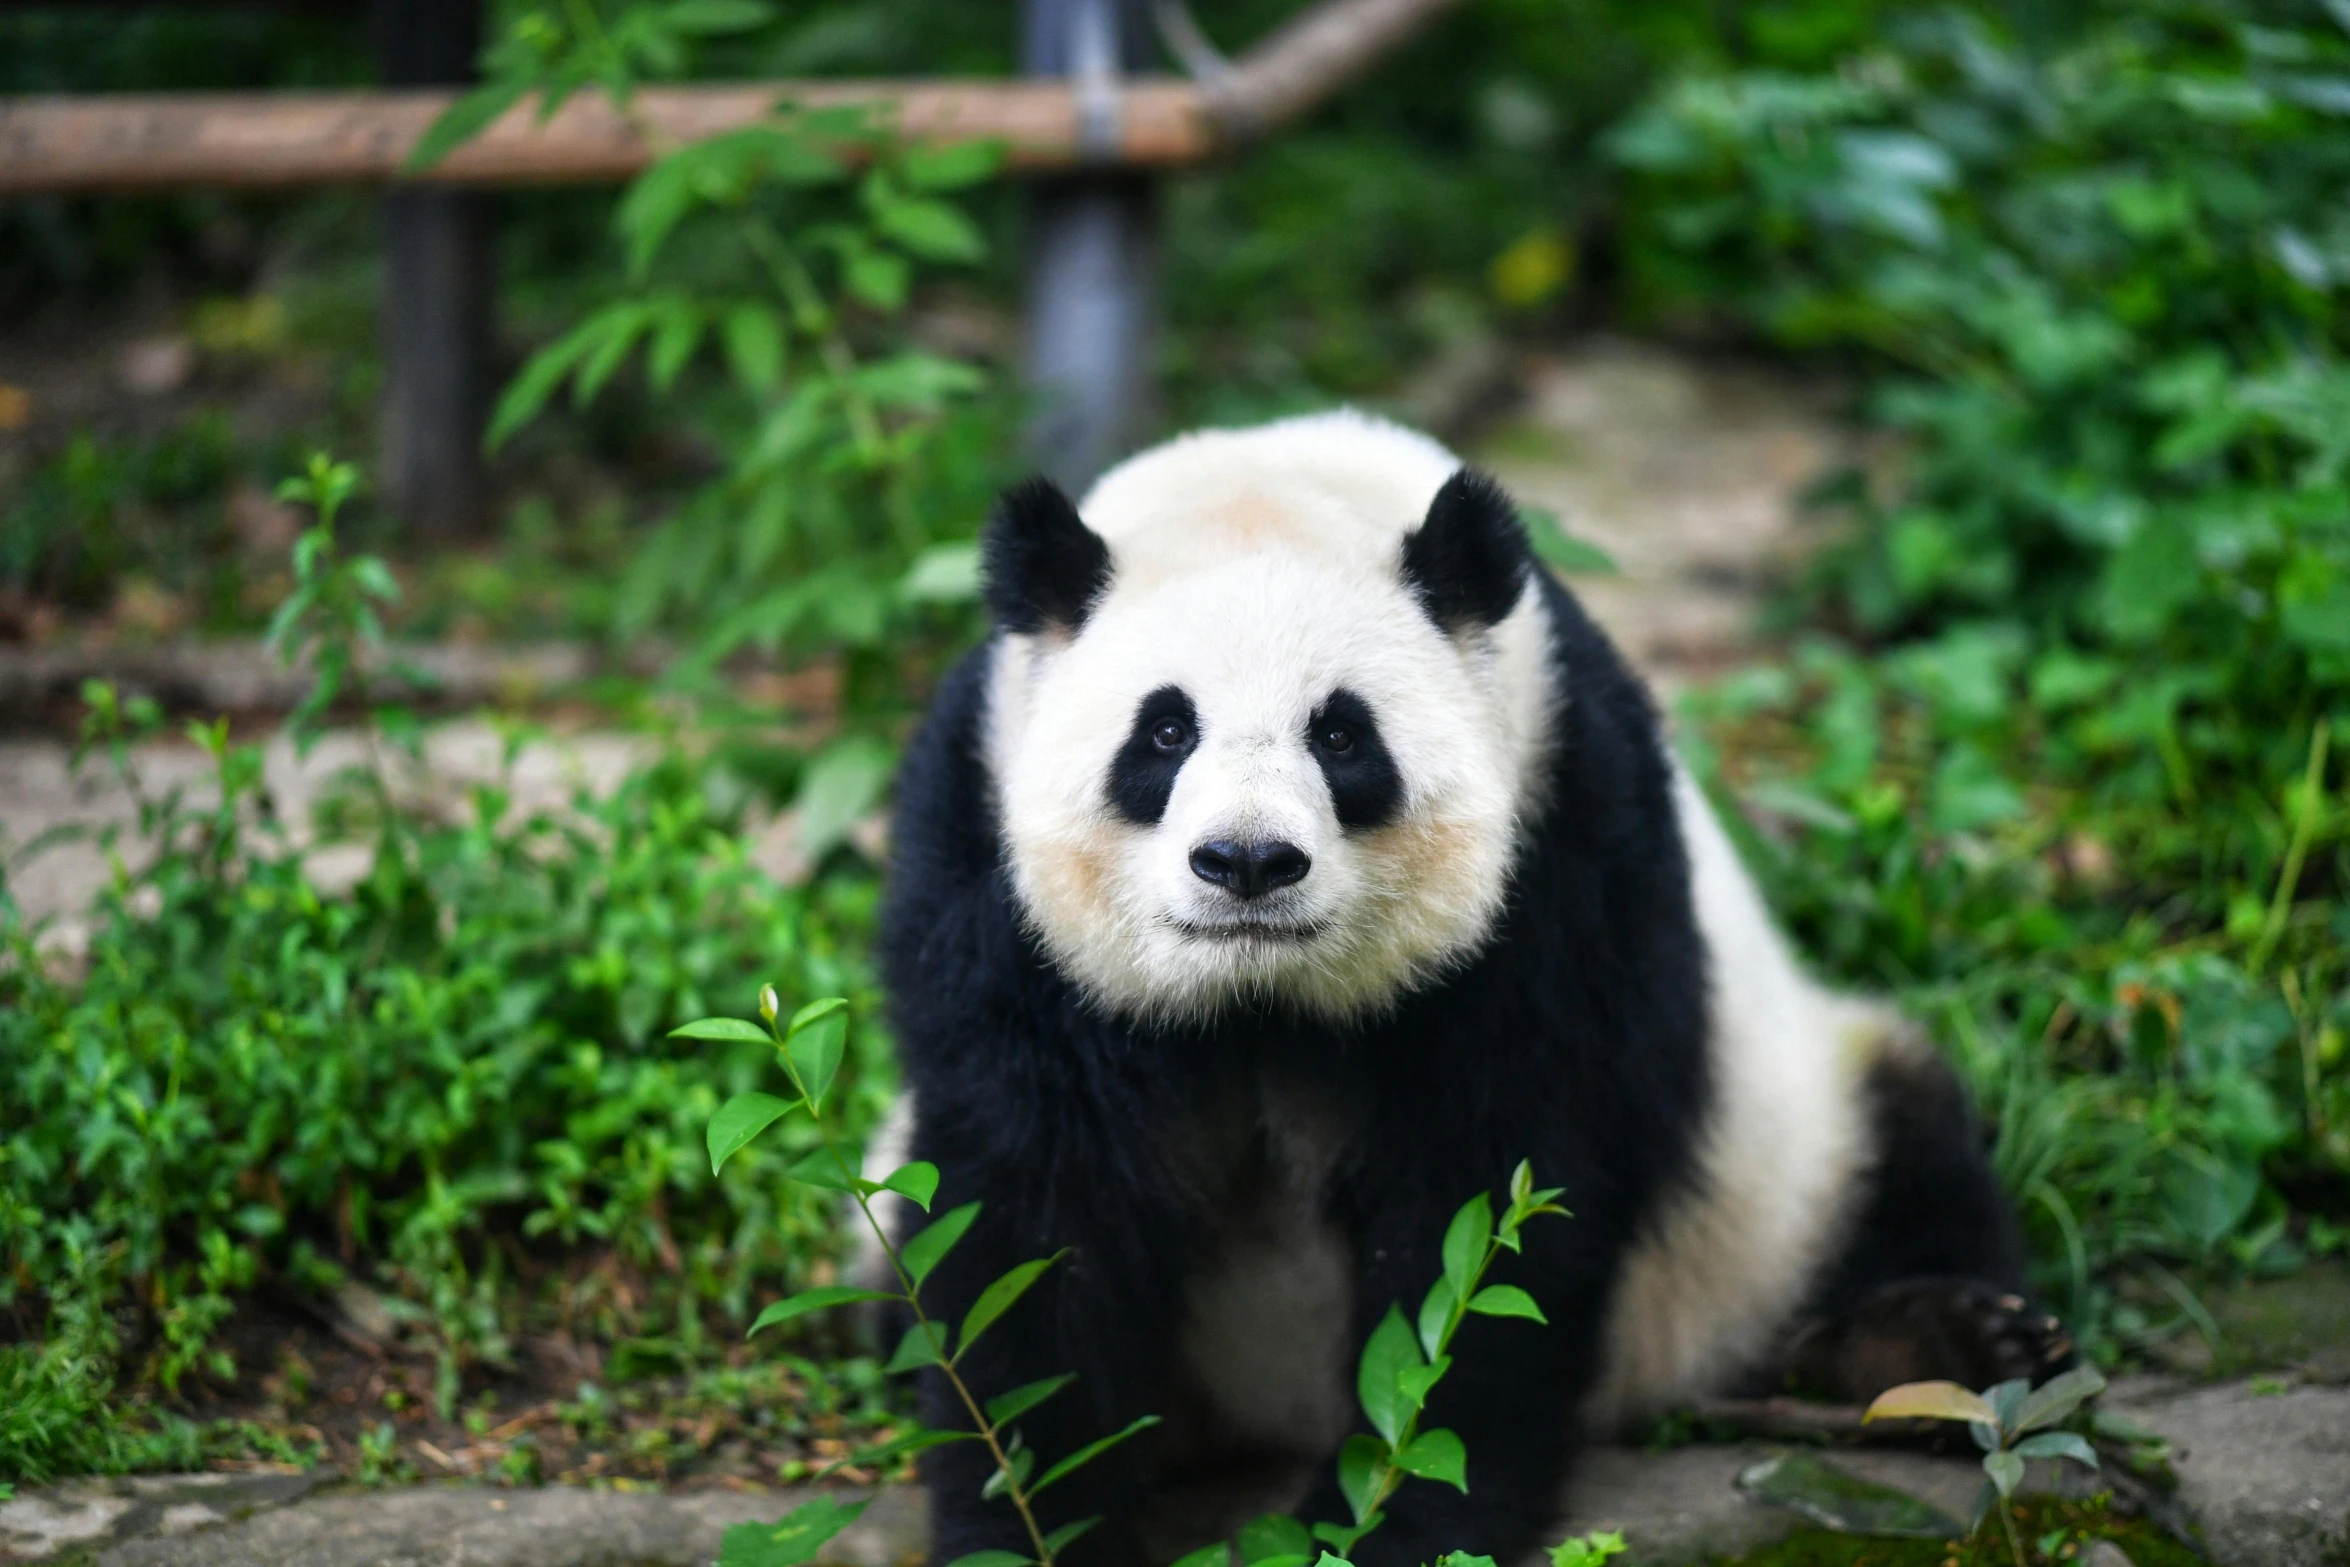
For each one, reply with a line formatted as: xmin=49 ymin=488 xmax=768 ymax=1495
xmin=1618 ymin=0 xmax=2350 ymax=1344
xmin=0 ymin=507 xmax=888 ymax=1481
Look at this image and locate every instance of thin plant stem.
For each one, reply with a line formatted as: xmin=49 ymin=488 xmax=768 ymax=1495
xmin=768 ymin=1024 xmax=1059 ymax=1567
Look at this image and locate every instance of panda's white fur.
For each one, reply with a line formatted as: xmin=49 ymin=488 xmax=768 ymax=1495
xmin=983 ymin=412 xmax=1556 ymax=1022
xmin=869 ymin=408 xmax=1884 ymax=1427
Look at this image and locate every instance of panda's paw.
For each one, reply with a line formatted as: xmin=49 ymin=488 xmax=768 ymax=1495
xmin=1792 ymin=1277 xmax=2076 ymax=1403
xmin=1940 ymin=1279 xmax=2076 ymax=1389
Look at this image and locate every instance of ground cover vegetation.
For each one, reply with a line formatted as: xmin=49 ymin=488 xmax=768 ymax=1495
xmin=0 ymin=0 xmax=2341 ymax=1541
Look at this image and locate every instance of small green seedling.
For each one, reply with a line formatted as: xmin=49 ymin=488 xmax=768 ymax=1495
xmin=1548 ymin=1530 xmax=1628 ymax=1567
xmin=1864 ymin=1366 xmax=2106 ymax=1567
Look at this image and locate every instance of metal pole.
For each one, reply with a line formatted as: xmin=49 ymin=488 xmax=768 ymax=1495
xmin=1020 ymin=0 xmax=1160 ymax=492
xmin=376 ymin=0 xmax=491 ymax=539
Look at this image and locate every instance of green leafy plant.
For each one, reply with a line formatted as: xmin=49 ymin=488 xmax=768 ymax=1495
xmin=1864 ymin=1366 xmax=2107 ymax=1567
xmin=690 ymin=986 xmax=1593 ymax=1567
xmin=692 ymin=990 xmax=1155 ymax=1567
xmin=1 ymin=462 xmax=887 ymax=1474
xmin=414 ymin=0 xmax=1012 ymax=863
xmin=1624 ymin=0 xmax=2350 ymax=1346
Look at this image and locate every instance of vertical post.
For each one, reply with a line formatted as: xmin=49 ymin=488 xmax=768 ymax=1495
xmin=1020 ymin=0 xmax=1160 ymax=492
xmin=376 ymin=0 xmax=491 ymax=538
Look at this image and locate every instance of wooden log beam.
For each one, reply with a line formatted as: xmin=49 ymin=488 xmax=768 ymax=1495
xmin=0 ymin=0 xmax=1464 ymax=193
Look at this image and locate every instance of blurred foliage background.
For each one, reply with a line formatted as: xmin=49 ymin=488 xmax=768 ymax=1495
xmin=2 ymin=0 xmax=2345 ymax=1490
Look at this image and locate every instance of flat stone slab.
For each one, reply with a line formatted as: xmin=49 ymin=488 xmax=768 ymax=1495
xmin=88 ymin=1483 xmax=924 ymax=1567
xmin=2115 ymin=1377 xmax=2350 ymax=1567
xmin=0 ymin=1471 xmax=327 ymax=1562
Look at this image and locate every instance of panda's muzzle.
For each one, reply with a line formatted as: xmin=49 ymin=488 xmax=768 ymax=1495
xmin=1188 ymin=838 xmax=1311 ymax=900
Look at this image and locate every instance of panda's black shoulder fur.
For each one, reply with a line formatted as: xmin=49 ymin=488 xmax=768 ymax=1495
xmin=878 ymin=573 xmax=1711 ymax=1567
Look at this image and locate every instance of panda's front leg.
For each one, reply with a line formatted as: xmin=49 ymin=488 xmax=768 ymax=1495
xmin=1295 ymin=1203 xmax=1604 ymax=1567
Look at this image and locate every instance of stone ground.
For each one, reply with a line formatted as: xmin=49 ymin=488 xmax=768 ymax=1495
xmin=8 ymin=346 xmax=2345 ymax=1566
xmin=5 ymin=1376 xmax=2345 ymax=1566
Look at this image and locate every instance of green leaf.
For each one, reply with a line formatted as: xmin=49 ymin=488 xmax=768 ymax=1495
xmin=879 ymin=1160 xmax=941 ymax=1212
xmin=827 ymin=1424 xmax=976 ymax=1473
xmin=486 ymin=324 xmax=600 ymax=450
xmin=2010 ymin=1431 xmax=2099 ymax=1469
xmin=902 ymin=139 xmax=1006 ymax=189
xmin=787 ymin=996 xmax=847 ymax=1032
xmin=979 ymin=1441 xmax=1034 ymax=1499
xmin=723 ymin=305 xmax=787 ymax=394
xmin=883 ymin=1320 xmax=949 ymax=1374
xmin=748 ymin=1285 xmax=895 ymax=1336
xmin=784 ymin=1148 xmax=858 ymax=1194
xmin=874 ymin=195 xmax=987 ymax=262
xmin=1356 ymin=1304 xmax=1422 ymax=1443
xmin=1395 ymin=1355 xmax=1449 ymax=1412
xmin=716 ymin=1494 xmax=869 ymax=1567
xmin=1441 ymin=1196 xmax=1493 ymax=1302
xmin=900 ymin=541 xmax=982 ymax=604
xmin=846 ymin=246 xmax=912 ymax=313
xmin=1042 ymin=1518 xmax=1101 ymax=1556
xmin=1466 ymin=1285 xmax=1546 ymax=1324
xmin=646 ymin=302 xmax=706 ymax=392
xmin=901 ymin=1201 xmax=982 ymax=1291
xmin=671 ymin=1017 xmax=773 ymax=1043
xmin=796 ymin=735 xmax=897 ymax=861
xmin=707 ymin=1091 xmax=794 ymax=1174
xmin=1392 ymin=1428 xmax=1468 ymax=1491
xmin=985 ymin=1374 xmax=1075 ymax=1425
xmin=1522 ymin=505 xmax=1618 ymax=575
xmin=942 ymin=1553 xmax=1031 ymax=1567
xmin=573 ymin=304 xmax=651 ymax=407
xmin=784 ymin=1006 xmax=847 ymax=1110
xmin=1981 ymin=1449 xmax=2025 ymax=1499
xmin=1029 ymin=1414 xmax=1160 ymax=1495
xmin=2013 ymin=1365 xmax=2107 ymax=1433
xmin=404 ymin=78 xmax=526 ymax=174
xmin=1416 ymin=1278 xmax=1455 ymax=1362
xmin=1168 ymin=1547 xmax=1232 ymax=1567
xmin=956 ymin=1253 xmax=1065 ymax=1359
xmin=1239 ymin=1515 xmax=1313 ymax=1564
xmin=1336 ymin=1432 xmax=1388 ymax=1523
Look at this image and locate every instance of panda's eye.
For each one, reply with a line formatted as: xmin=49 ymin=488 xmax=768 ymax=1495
xmin=1319 ymin=725 xmax=1356 ymax=755
xmin=1150 ymin=716 xmax=1192 ymax=752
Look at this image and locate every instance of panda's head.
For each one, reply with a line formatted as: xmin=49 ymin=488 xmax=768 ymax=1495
xmin=979 ymin=413 xmax=1558 ymax=1024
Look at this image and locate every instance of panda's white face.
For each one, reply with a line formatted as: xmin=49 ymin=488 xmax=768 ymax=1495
xmin=982 ymin=413 xmax=1556 ymax=1023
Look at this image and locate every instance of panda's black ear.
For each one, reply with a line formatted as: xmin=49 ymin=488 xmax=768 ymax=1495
xmin=1400 ymin=468 xmax=1532 ymax=633
xmin=982 ymin=476 xmax=1114 ymax=635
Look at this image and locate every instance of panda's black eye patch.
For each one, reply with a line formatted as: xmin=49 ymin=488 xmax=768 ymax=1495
xmin=1110 ymin=686 xmax=1198 ymax=825
xmin=1307 ymin=689 xmax=1403 ymax=831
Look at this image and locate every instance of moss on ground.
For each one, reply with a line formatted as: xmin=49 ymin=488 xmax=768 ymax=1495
xmin=1703 ymin=1494 xmax=2207 ymax=1567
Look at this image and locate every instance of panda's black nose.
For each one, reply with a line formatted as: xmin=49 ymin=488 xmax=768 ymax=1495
xmin=1190 ymin=839 xmax=1311 ymax=899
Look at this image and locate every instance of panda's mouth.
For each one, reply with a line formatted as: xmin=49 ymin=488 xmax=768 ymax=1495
xmin=1170 ymin=917 xmax=1331 ymax=945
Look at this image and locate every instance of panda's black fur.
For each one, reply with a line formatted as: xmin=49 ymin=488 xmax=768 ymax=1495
xmin=879 ymin=454 xmax=2057 ymax=1567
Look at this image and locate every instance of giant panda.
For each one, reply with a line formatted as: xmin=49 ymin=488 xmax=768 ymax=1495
xmin=874 ymin=411 xmax=2071 ymax=1567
